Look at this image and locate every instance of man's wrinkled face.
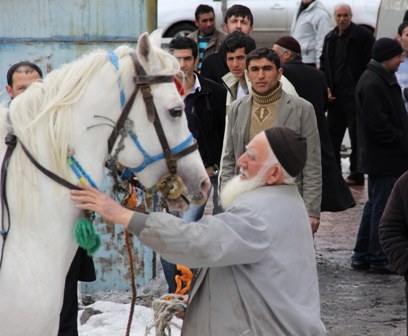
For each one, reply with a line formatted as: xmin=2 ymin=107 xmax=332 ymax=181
xmin=236 ymin=132 xmax=270 ymax=180
xmin=196 ymin=11 xmax=215 ymax=36
xmin=334 ymin=5 xmax=352 ymax=33
xmin=224 ymin=15 xmax=253 ymax=35
xmin=220 ymin=133 xmax=274 ymax=209
xmin=6 ymin=69 xmax=41 ymax=98
xmin=226 ymin=47 xmax=247 ymax=81
xmin=272 ymin=44 xmax=290 ymax=66
xmin=247 ymin=57 xmax=282 ymax=95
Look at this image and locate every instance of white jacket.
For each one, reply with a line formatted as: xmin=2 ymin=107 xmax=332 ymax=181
xmin=291 ymin=0 xmax=332 ymax=66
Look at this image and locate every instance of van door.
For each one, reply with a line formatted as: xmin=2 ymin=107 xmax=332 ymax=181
xmin=375 ymin=0 xmax=408 ymax=38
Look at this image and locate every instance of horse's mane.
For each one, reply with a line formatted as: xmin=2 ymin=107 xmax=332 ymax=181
xmin=8 ymin=42 xmax=179 ymax=185
xmin=9 ymin=47 xmax=128 ymax=180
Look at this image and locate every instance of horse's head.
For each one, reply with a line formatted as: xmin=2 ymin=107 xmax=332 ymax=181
xmin=110 ymin=31 xmax=211 ymax=210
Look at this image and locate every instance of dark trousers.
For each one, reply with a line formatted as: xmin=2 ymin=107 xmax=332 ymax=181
xmin=352 ymin=175 xmax=398 ymax=264
xmin=58 ymin=248 xmax=96 ymax=336
xmin=327 ymin=87 xmax=360 ymax=176
xmin=58 ymin=251 xmax=81 ymax=336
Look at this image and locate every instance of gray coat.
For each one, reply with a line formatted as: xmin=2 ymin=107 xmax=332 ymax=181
xmin=128 ymin=184 xmax=326 ymax=335
xmin=219 ymin=91 xmax=322 ymax=217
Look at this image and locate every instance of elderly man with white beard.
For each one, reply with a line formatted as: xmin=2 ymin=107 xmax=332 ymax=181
xmin=70 ymin=127 xmax=326 ymax=336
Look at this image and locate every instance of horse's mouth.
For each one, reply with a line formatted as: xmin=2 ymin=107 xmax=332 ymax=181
xmin=166 ymin=191 xmax=207 ymax=212
xmin=166 ymin=195 xmax=189 ymax=212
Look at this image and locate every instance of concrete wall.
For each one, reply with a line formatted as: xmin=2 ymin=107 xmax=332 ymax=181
xmin=0 ymin=0 xmax=149 ymax=100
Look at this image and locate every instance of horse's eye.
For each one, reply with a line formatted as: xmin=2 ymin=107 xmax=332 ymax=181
xmin=169 ymin=107 xmax=182 ymax=118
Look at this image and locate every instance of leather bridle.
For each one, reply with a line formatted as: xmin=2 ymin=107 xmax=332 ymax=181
xmin=106 ymin=51 xmax=198 ymax=201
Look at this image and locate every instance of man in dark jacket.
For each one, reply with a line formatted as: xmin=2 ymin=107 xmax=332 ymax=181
xmin=187 ymin=4 xmax=225 ymax=71
xmin=352 ymin=37 xmax=408 ymax=274
xmin=320 ymin=4 xmax=374 ymax=186
xmin=273 ymin=36 xmax=355 ymax=212
xmin=380 ymin=171 xmax=408 ymax=334
xmin=162 ymin=36 xmax=227 ymax=292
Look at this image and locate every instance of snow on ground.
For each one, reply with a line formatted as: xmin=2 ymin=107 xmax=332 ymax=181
xmin=78 ymin=301 xmax=182 ymax=336
xmin=78 ymin=263 xmax=182 ymax=336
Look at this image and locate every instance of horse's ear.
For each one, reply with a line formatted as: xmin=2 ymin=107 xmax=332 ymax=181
xmin=149 ymin=29 xmax=163 ymax=48
xmin=136 ymin=31 xmax=162 ymax=74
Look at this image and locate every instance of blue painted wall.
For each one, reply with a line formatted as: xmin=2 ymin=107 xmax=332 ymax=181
xmin=0 ymin=0 xmax=157 ymax=293
xmin=0 ymin=0 xmax=147 ymax=100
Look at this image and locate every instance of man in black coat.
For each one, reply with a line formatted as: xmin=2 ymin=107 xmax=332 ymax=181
xmin=320 ymin=4 xmax=374 ymax=186
xmin=273 ymin=36 xmax=355 ymax=213
xmin=162 ymin=36 xmax=227 ymax=292
xmin=352 ymin=38 xmax=408 ymax=274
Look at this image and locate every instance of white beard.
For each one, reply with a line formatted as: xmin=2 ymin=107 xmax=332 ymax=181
xmin=220 ymin=172 xmax=266 ymax=210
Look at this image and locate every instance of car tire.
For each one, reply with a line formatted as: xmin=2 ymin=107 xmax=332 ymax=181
xmin=164 ymin=22 xmax=196 ymax=38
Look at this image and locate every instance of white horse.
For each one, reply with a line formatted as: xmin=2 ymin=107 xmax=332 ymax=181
xmin=0 ymin=31 xmax=210 ymax=336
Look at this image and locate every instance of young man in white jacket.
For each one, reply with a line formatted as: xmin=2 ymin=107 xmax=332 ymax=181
xmin=291 ymin=0 xmax=331 ymax=67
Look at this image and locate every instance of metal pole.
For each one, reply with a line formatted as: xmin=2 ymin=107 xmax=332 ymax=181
xmin=146 ymin=0 xmax=157 ymax=33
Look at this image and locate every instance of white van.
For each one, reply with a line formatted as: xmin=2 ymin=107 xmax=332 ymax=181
xmin=158 ymin=0 xmax=380 ymax=47
xmin=375 ymin=0 xmax=408 ymax=38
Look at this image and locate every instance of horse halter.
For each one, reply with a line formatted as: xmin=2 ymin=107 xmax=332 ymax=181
xmin=106 ymin=52 xmax=198 ymax=200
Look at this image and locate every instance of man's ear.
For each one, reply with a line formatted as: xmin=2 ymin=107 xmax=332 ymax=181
xmin=265 ymin=164 xmax=282 ymax=185
xmin=194 ymin=19 xmax=199 ymax=28
xmin=6 ymin=85 xmax=12 ymax=98
xmin=277 ymin=67 xmax=283 ymax=81
xmin=397 ymin=34 xmax=402 ymax=43
xmin=285 ymin=51 xmax=292 ymax=62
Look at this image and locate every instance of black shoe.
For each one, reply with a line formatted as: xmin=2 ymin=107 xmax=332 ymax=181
xmin=351 ymin=259 xmax=370 ymax=270
xmin=370 ymin=262 xmax=396 ymax=274
xmin=345 ymin=175 xmax=364 ymax=186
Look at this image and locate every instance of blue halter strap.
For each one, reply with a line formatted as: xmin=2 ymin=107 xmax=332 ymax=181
xmin=107 ymin=50 xmax=196 ymax=174
xmin=128 ymin=133 xmax=194 ymax=173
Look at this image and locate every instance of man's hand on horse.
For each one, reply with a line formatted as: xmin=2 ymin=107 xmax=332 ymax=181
xmin=71 ymin=185 xmax=134 ymax=227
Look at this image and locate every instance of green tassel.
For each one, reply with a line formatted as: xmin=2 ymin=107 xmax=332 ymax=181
xmin=74 ymin=217 xmax=101 ymax=256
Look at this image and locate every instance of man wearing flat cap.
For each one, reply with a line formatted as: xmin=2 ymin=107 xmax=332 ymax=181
xmin=351 ymin=37 xmax=408 ymax=274
xmin=71 ymin=127 xmax=326 ymax=336
xmin=273 ymin=35 xmax=356 ymax=213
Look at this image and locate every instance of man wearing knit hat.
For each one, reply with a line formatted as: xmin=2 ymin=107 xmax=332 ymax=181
xmin=219 ymin=47 xmax=322 ymax=233
xmin=320 ymin=3 xmax=375 ymax=187
xmin=351 ymin=37 xmax=408 ymax=274
xmin=273 ymin=36 xmax=356 ymax=213
xmin=71 ymin=126 xmax=326 ymax=336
